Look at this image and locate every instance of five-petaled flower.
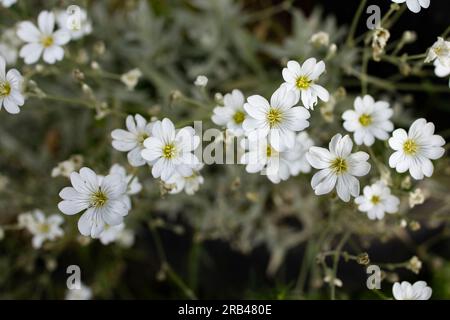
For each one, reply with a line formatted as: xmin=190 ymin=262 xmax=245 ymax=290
xmin=355 ymin=181 xmax=400 ymax=220
xmin=306 ymin=134 xmax=371 ymax=202
xmin=0 ymin=55 xmax=24 ymax=114
xmin=388 ymin=118 xmax=445 ymax=180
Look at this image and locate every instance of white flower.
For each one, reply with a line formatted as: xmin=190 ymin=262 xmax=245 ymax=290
xmin=120 ymin=68 xmax=142 ymax=91
xmin=98 ymin=223 xmax=134 ymax=247
xmin=212 ymin=89 xmax=247 ymax=136
xmin=56 ymin=8 xmax=92 ymax=40
xmin=0 ymin=55 xmax=24 ymax=114
xmin=0 ymin=0 xmax=16 ymax=7
xmin=111 ymin=114 xmax=154 ymax=167
xmin=425 ymin=37 xmax=450 ymax=66
xmin=391 ymin=0 xmax=430 ymax=13
xmin=109 ymin=164 xmax=142 ymax=196
xmin=51 ymin=155 xmax=84 ymax=178
xmin=392 ymin=281 xmax=432 ymax=300
xmin=281 ymin=58 xmax=329 ymax=110
xmin=310 ymin=31 xmax=330 ymax=47
xmin=240 ymin=133 xmax=293 ymax=184
xmin=17 ymin=10 xmax=70 ymax=64
xmin=409 ymin=188 xmax=426 ymax=208
xmin=0 ymin=29 xmax=21 ymax=65
xmin=21 ymin=210 xmax=64 ymax=249
xmin=194 ymin=75 xmax=208 ymax=87
xmin=388 ymin=118 xmax=445 ymax=180
xmin=65 ymin=283 xmax=92 ymax=300
xmin=355 ymin=181 xmax=400 ymax=220
xmin=242 ymin=86 xmax=310 ymax=151
xmin=164 ymin=164 xmax=204 ymax=195
xmin=434 ymin=59 xmax=450 ymax=87
xmin=342 ymin=95 xmax=394 ymax=146
xmin=306 ymin=134 xmax=371 ymax=202
xmin=141 ymin=118 xmax=201 ymax=182
xmin=58 ymin=167 xmax=130 ymax=238
xmin=284 ymin=132 xmax=314 ymax=175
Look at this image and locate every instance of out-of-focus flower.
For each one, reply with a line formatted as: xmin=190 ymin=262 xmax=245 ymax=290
xmin=0 ymin=174 xmax=9 ymax=191
xmin=342 ymin=95 xmax=394 ymax=146
xmin=372 ymin=27 xmax=390 ymax=62
xmin=306 ymin=134 xmax=371 ymax=202
xmin=20 ymin=209 xmax=64 ymax=249
xmin=120 ymin=68 xmax=142 ymax=91
xmin=284 ymin=132 xmax=314 ymax=175
xmin=109 ymin=164 xmax=142 ymax=196
xmin=0 ymin=28 xmax=21 ymax=65
xmin=389 ymin=118 xmax=445 ymax=180
xmin=242 ymin=85 xmax=310 ymax=151
xmin=212 ymin=89 xmax=247 ymax=136
xmin=425 ymin=37 xmax=450 ymax=66
xmin=355 ymin=181 xmax=400 ymax=220
xmin=392 ymin=281 xmax=432 ymax=300
xmin=58 ymin=167 xmax=130 ymax=238
xmin=56 ymin=8 xmax=92 ymax=40
xmin=309 ymin=31 xmax=329 ymax=48
xmin=111 ymin=114 xmax=154 ymax=167
xmin=141 ymin=118 xmax=201 ymax=182
xmin=65 ymin=283 xmax=92 ymax=300
xmin=433 ymin=60 xmax=450 ymax=87
xmin=51 ymin=155 xmax=84 ymax=178
xmin=0 ymin=55 xmax=24 ymax=114
xmin=164 ymin=164 xmax=204 ymax=195
xmin=17 ymin=11 xmax=70 ymax=64
xmin=98 ymin=223 xmax=134 ymax=247
xmin=281 ymin=58 xmax=329 ymax=110
xmin=407 ymin=256 xmax=422 ymax=274
xmin=194 ymin=75 xmax=208 ymax=87
xmin=240 ymin=135 xmax=292 ymax=184
xmin=391 ymin=0 xmax=430 ymax=13
xmin=0 ymin=0 xmax=16 ymax=7
xmin=409 ymin=188 xmax=426 ymax=208
xmin=324 ymin=275 xmax=343 ymax=287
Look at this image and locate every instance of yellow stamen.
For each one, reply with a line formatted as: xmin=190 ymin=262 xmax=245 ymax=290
xmin=330 ymin=157 xmax=348 ymax=174
xmin=233 ymin=111 xmax=245 ymax=124
xmin=91 ymin=190 xmax=108 ymax=207
xmin=358 ymin=114 xmax=372 ymax=127
xmin=371 ymin=195 xmax=381 ymax=205
xmin=296 ymin=76 xmax=311 ymax=89
xmin=162 ymin=143 xmax=176 ymax=159
xmin=41 ymin=36 xmax=54 ymax=48
xmin=38 ymin=223 xmax=50 ymax=233
xmin=403 ymin=139 xmax=418 ymax=155
xmin=0 ymin=82 xmax=11 ymax=97
xmin=267 ymin=108 xmax=283 ymax=128
xmin=137 ymin=133 xmax=149 ymax=145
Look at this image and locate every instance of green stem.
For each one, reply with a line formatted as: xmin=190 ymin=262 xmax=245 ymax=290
xmin=330 ymin=232 xmax=351 ymax=300
xmin=346 ymin=0 xmax=368 ymax=47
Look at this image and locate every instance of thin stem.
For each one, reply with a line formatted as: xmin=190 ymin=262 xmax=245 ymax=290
xmin=330 ymin=232 xmax=351 ymax=300
xmin=346 ymin=0 xmax=368 ymax=47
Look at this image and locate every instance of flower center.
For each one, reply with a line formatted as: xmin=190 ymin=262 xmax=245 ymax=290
xmin=330 ymin=157 xmax=348 ymax=174
xmin=137 ymin=132 xmax=149 ymax=145
xmin=403 ymin=139 xmax=418 ymax=155
xmin=267 ymin=108 xmax=283 ymax=128
xmin=162 ymin=143 xmax=176 ymax=159
xmin=296 ymin=76 xmax=311 ymax=89
xmin=233 ymin=111 xmax=245 ymax=124
xmin=371 ymin=195 xmax=381 ymax=205
xmin=358 ymin=114 xmax=372 ymax=127
xmin=38 ymin=223 xmax=50 ymax=233
xmin=0 ymin=82 xmax=11 ymax=97
xmin=41 ymin=36 xmax=54 ymax=48
xmin=91 ymin=190 xmax=108 ymax=208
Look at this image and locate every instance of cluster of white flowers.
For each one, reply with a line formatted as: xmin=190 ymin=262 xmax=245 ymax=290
xmin=18 ymin=210 xmax=64 ymax=249
xmin=17 ymin=9 xmax=91 ymax=65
